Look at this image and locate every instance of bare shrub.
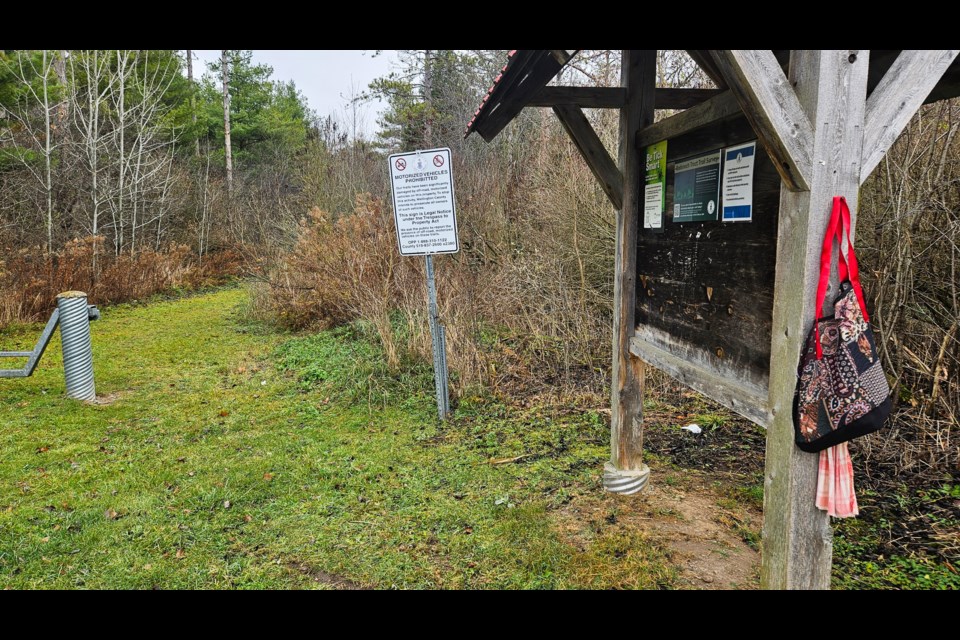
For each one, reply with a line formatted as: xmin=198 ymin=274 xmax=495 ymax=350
xmin=266 ymin=194 xmax=420 ymax=369
xmin=857 ymin=99 xmax=960 ymax=476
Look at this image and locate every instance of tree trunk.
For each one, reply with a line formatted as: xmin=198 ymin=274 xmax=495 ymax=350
xmin=423 ymin=50 xmax=433 ymax=147
xmin=116 ymin=50 xmax=128 ymax=255
xmin=88 ymin=52 xmax=101 ymax=253
xmin=186 ymin=50 xmax=199 ymax=157
xmin=54 ymin=50 xmax=68 ymax=126
xmin=222 ymin=50 xmax=233 ymax=206
xmin=42 ymin=50 xmax=53 ymax=254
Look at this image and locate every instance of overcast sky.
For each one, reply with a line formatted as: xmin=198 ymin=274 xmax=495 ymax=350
xmin=193 ymin=50 xmax=396 ymax=138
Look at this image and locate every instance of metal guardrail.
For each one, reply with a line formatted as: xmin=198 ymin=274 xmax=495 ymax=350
xmin=0 ymin=292 xmax=100 ymax=400
xmin=0 ymin=308 xmax=61 ymax=379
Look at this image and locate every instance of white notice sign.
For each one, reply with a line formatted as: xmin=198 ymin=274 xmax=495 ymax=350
xmin=643 ymin=183 xmax=663 ymax=230
xmin=388 ymin=147 xmax=459 ymax=256
xmin=721 ymin=141 xmax=756 ymax=222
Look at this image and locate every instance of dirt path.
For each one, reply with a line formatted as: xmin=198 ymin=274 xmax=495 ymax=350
xmin=641 ymin=482 xmax=760 ymax=588
xmin=556 ymin=469 xmax=761 ymax=589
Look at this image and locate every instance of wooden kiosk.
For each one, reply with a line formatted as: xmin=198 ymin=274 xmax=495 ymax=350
xmin=465 ymin=50 xmax=960 ymax=589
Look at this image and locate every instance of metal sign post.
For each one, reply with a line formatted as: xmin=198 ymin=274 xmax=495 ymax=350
xmin=388 ymin=147 xmax=459 ymax=420
xmin=425 ymin=254 xmax=449 ymax=419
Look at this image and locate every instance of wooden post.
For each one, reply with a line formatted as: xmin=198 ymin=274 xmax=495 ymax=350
xmin=603 ymin=50 xmax=656 ymax=495
xmin=763 ymin=50 xmax=870 ymax=589
xmin=552 ymin=104 xmax=624 ymax=209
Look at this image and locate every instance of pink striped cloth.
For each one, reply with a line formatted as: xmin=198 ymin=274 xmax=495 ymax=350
xmin=816 ymin=442 xmax=859 ymax=518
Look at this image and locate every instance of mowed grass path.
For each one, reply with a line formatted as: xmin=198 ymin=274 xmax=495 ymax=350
xmin=0 ymin=288 xmax=676 ymax=589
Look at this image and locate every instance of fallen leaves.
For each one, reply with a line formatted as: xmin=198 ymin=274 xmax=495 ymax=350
xmin=263 ymin=473 xmax=274 ymax=482
xmin=175 ymin=548 xmax=186 ymax=560
xmin=104 ymin=508 xmax=119 ymax=520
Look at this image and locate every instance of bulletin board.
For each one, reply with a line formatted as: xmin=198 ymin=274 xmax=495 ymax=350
xmin=633 ymin=115 xmax=780 ymax=426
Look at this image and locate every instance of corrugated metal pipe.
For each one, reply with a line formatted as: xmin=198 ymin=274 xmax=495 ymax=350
xmin=56 ymin=291 xmax=97 ymax=401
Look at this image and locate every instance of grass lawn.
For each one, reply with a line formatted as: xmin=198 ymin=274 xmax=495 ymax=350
xmin=6 ymin=286 xmax=945 ymax=589
xmin=0 ymin=287 xmax=679 ymax=589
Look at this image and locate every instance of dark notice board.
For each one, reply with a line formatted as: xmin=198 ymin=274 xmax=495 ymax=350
xmin=635 ymin=115 xmax=778 ymax=395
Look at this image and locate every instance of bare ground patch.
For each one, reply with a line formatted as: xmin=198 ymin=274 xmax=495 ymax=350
xmin=554 ymin=469 xmax=761 ymax=590
xmin=286 ymin=560 xmax=369 ymax=590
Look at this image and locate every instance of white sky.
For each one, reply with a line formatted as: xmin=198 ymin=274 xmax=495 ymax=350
xmin=192 ymin=50 xmax=396 ymax=139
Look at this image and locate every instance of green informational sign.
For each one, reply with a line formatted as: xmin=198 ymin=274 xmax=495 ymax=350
xmin=643 ymin=140 xmax=667 ymax=231
xmin=673 ymin=150 xmax=721 ymax=223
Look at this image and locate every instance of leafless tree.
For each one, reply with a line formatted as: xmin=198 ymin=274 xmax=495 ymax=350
xmin=222 ymin=50 xmax=234 ymax=203
xmin=185 ymin=50 xmax=199 ymax=157
xmin=69 ymin=49 xmax=115 ymax=261
xmin=0 ymin=50 xmax=62 ymax=252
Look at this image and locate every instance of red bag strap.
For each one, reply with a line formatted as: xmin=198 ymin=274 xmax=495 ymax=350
xmin=813 ymin=197 xmax=869 ymax=359
xmin=837 ymin=196 xmax=869 ymax=323
xmin=814 ymin=198 xmax=842 ymax=358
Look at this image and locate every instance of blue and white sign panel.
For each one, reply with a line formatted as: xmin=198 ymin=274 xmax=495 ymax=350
xmin=388 ymin=147 xmax=459 ymax=256
xmin=721 ymin=141 xmax=756 ymax=222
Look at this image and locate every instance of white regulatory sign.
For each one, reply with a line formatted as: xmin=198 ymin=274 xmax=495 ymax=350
xmin=388 ymin=147 xmax=459 ymax=256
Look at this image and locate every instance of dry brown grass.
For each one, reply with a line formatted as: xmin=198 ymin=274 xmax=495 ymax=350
xmin=264 ymin=95 xmax=959 ymax=490
xmin=265 ymin=194 xmax=420 ymax=369
xmin=0 ymin=236 xmax=242 ymax=325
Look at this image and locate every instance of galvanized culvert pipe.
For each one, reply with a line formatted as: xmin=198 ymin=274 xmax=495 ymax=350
xmin=56 ymin=291 xmax=97 ymax=401
xmin=603 ymin=462 xmax=650 ymax=496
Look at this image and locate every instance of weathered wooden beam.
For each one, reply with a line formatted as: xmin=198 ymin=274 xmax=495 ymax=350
xmin=686 ymin=49 xmax=727 ymax=89
xmin=549 ymin=50 xmax=578 ymax=66
xmin=629 ymin=336 xmax=771 ymax=428
xmin=711 ymin=50 xmax=814 ymax=192
xmin=764 ymin=50 xmax=870 ymax=590
xmin=655 ymin=87 xmax=723 ymax=110
xmin=861 ymin=50 xmax=959 ymax=182
xmin=607 ymin=50 xmax=656 ymax=489
xmin=529 ymin=86 xmax=626 ymax=108
xmin=552 ymin=104 xmax=623 ymax=209
xmin=530 ymin=87 xmax=720 ymax=110
xmin=636 ymin=90 xmax=741 ymax=151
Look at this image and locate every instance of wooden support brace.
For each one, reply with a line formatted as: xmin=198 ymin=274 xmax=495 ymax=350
xmin=711 ymin=50 xmax=814 ymax=191
xmin=764 ymin=49 xmax=870 ymax=590
xmin=529 ymin=86 xmax=626 ymax=108
xmin=531 ymin=87 xmax=720 ymax=111
xmin=654 ymin=87 xmax=724 ymax=110
xmin=861 ymin=49 xmax=959 ymax=182
xmin=552 ymin=104 xmax=623 ymax=209
xmin=636 ymin=90 xmax=741 ymax=150
xmin=686 ymin=49 xmax=728 ymax=89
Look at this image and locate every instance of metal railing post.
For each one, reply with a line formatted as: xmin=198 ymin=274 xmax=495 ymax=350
xmin=56 ymin=291 xmax=96 ymax=401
